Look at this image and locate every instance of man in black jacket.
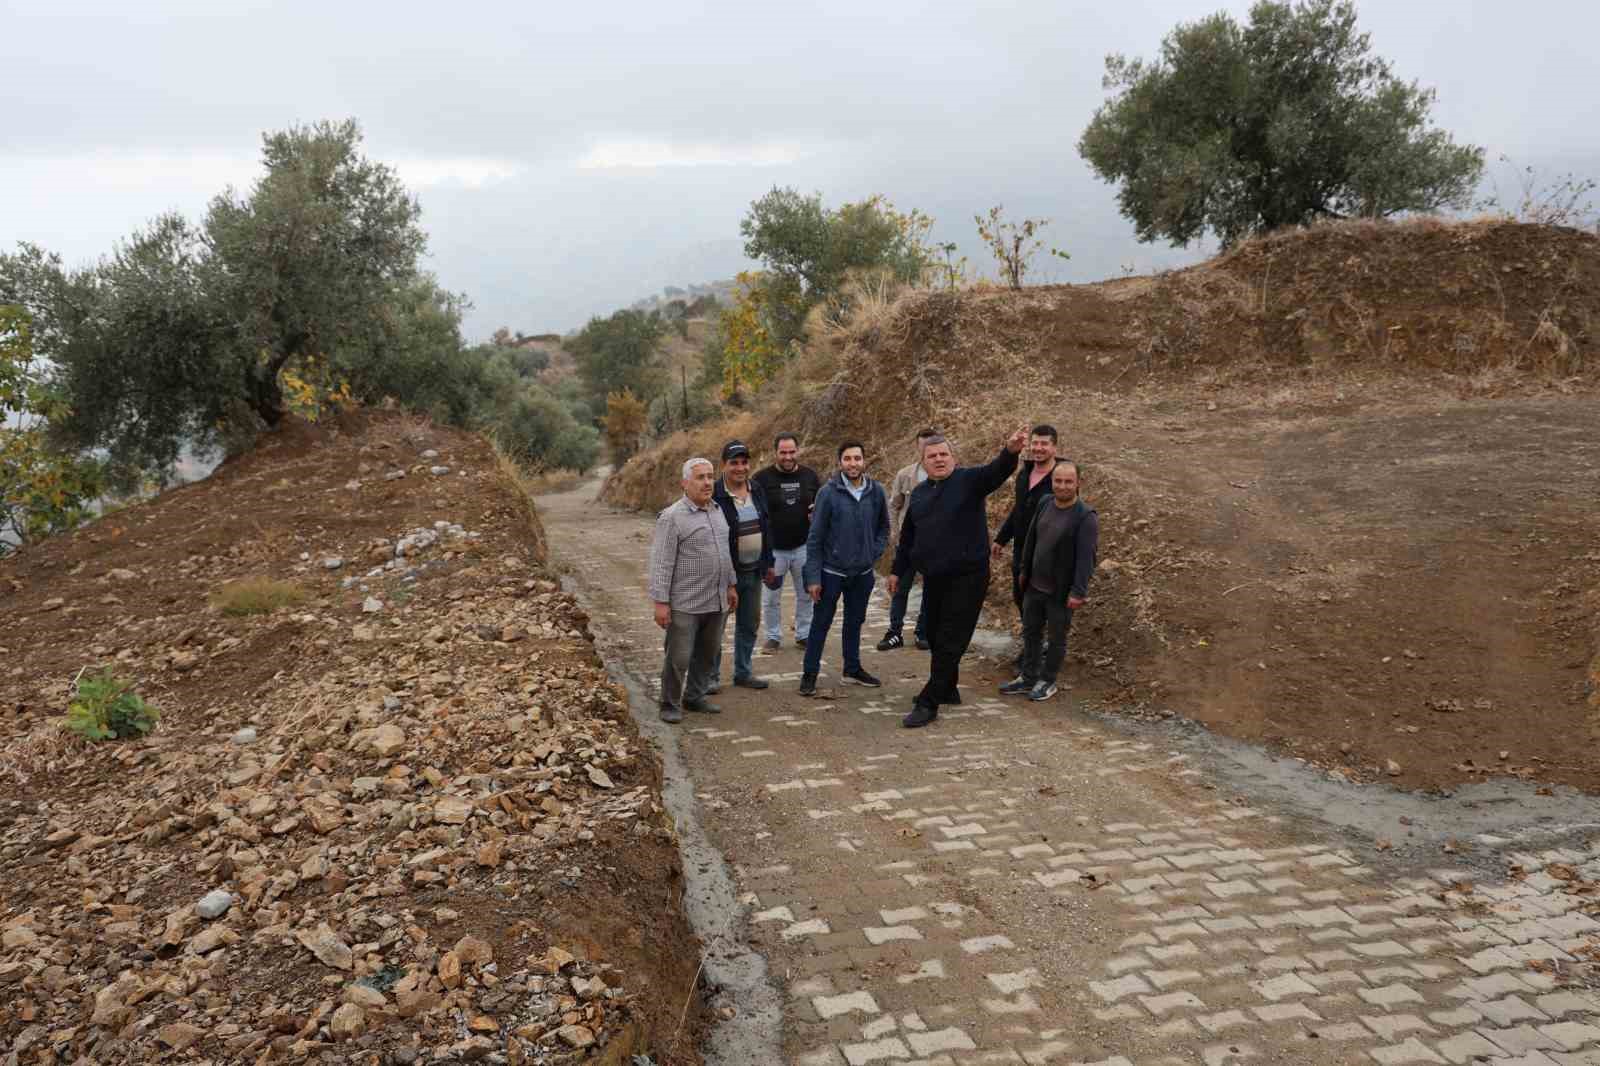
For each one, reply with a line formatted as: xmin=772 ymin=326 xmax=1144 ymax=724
xmin=1004 ymin=461 xmax=1098 ymax=702
xmin=752 ymin=433 xmax=820 ymax=651
xmin=992 ymin=425 xmax=1060 ymax=678
xmin=889 ymin=426 xmax=1027 ymax=728
xmin=711 ymin=441 xmax=775 ymax=691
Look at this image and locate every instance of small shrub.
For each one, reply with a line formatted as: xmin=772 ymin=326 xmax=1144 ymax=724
xmin=211 ymin=576 xmax=309 ymax=616
xmin=64 ymin=668 xmax=160 ymax=741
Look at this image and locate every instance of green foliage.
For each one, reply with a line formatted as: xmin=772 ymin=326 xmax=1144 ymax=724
xmin=974 ymin=207 xmax=1066 ymax=290
xmin=486 ymin=383 xmax=600 ymax=474
xmin=739 ymin=189 xmax=935 ymax=347
xmin=569 ymin=309 xmax=668 ymax=412
xmin=1078 ymin=0 xmax=1484 ymax=247
xmin=64 ymin=669 xmax=161 ymax=741
xmin=0 ymin=305 xmax=106 ymax=556
xmin=1 ymin=120 xmax=428 ymax=477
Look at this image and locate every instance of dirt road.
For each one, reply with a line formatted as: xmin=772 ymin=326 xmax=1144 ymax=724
xmin=538 ymin=473 xmax=1600 ymax=1065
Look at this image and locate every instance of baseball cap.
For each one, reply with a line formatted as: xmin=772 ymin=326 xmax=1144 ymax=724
xmin=721 ymin=440 xmax=751 ymax=461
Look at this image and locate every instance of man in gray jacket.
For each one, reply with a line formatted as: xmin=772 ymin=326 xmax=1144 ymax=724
xmin=1003 ymin=461 xmax=1098 ymax=702
xmin=648 ymin=458 xmax=739 ymax=723
xmin=799 ymin=441 xmax=890 ymax=696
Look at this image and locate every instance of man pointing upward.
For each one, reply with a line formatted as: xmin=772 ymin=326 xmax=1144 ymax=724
xmin=889 ymin=425 xmax=1028 ymax=729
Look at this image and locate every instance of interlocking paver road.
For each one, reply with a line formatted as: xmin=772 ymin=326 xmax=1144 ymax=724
xmin=538 ymin=477 xmax=1600 ymax=1066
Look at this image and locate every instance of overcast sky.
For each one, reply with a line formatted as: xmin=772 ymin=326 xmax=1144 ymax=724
xmin=3 ymin=0 xmax=1598 ymax=340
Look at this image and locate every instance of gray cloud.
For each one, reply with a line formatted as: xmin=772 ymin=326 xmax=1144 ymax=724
xmin=3 ymin=0 xmax=1597 ymax=338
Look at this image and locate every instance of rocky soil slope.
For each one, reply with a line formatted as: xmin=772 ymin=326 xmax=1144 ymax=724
xmin=0 ymin=412 xmax=703 ymax=1065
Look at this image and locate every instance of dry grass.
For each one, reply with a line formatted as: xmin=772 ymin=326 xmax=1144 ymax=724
xmin=210 ymin=577 xmax=310 ymax=616
xmin=489 ymin=439 xmax=551 ymax=565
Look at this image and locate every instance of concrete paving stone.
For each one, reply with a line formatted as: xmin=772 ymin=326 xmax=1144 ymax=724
xmin=815 ymin=991 xmax=882 ymax=1020
xmin=1148 ymin=968 xmax=1204 ymax=989
xmin=1549 ymin=1052 xmax=1600 ymax=1066
xmin=1104 ymin=953 xmax=1149 ymax=975
xmin=1142 ymin=991 xmax=1207 ymax=1015
xmin=1251 ymin=974 xmax=1319 ymax=1001
xmin=1253 ymin=1003 xmax=1321 ymax=1024
xmin=1368 ymin=1037 xmax=1446 ymax=1064
xmin=1364 ymin=966 xmax=1422 ymax=985
xmin=1093 ymin=1004 xmax=1145 ymax=1023
xmin=897 ymin=959 xmax=947 ymax=984
xmin=1307 ymin=970 xmax=1367 ymax=991
xmin=961 ymin=935 xmax=1015 ymax=955
xmin=1196 ymin=1009 xmax=1253 ymax=1033
xmin=785 ymin=918 xmax=835 ymax=940
xmin=866 ymin=926 xmax=925 ymax=945
xmin=1201 ymin=916 xmax=1257 ymax=934
xmin=1483 ymin=1025 xmax=1563 ymax=1055
xmin=1477 ymin=995 xmax=1551 ymax=1027
xmin=798 ymin=1049 xmax=848 ymax=1066
xmin=1362 ymin=1014 xmax=1435 ymax=1040
xmin=863 ymin=1017 xmax=901 ymax=1040
xmin=1147 ymin=941 xmax=1201 ymax=962
xmin=1154 ymin=921 xmax=1208 ymax=941
xmin=906 ymin=1029 xmax=978 ymax=1056
xmin=1090 ymin=975 xmax=1152 ymax=1002
xmin=1539 ymin=1022 xmax=1600 ymax=1052
xmin=1018 ymin=1040 xmax=1075 ymax=1064
xmin=1432 ymin=1030 xmax=1507 ymax=1064
xmin=1258 ymin=954 xmax=1313 ymax=974
xmin=981 ymin=993 xmax=1040 ymax=1015
xmin=1353 ymin=940 xmax=1415 ymax=958
xmin=954 ymin=1050 xmax=1026 ymax=1065
xmin=1360 ymin=983 xmax=1426 ymax=1008
xmin=1314 ymin=1021 xmax=1375 ymax=1040
xmin=841 ymin=1036 xmax=913 ymax=1064
xmin=1536 ymin=991 xmax=1600 ymax=1017
xmin=1308 ymin=948 xmax=1361 ymax=968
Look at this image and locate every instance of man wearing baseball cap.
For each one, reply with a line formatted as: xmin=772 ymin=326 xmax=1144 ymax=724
xmin=711 ymin=440 xmax=775 ymax=691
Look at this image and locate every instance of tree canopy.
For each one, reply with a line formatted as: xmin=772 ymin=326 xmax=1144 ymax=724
xmin=1078 ymin=0 xmax=1485 ymax=247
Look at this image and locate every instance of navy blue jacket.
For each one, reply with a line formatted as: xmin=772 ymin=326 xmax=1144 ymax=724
xmin=891 ymin=447 xmax=1019 ymax=579
xmin=713 ymin=477 xmax=774 ymax=574
xmin=802 ymin=473 xmax=890 ymax=585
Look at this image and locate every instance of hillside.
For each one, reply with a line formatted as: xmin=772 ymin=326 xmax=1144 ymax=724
xmin=603 ymin=218 xmax=1600 ymax=795
xmin=0 ymin=414 xmax=704 ymax=1064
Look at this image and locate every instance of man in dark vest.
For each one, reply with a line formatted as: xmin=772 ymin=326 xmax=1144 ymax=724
xmin=992 ymin=424 xmax=1059 ymax=682
xmin=711 ymin=440 xmax=774 ymax=691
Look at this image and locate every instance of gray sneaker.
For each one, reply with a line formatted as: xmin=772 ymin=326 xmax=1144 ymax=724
xmin=1028 ymin=681 xmax=1058 ymax=702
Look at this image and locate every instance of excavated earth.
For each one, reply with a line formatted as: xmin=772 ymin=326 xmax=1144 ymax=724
xmin=0 ymin=412 xmax=705 ymax=1065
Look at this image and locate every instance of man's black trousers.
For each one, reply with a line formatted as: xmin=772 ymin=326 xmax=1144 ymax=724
xmin=916 ymin=568 xmax=990 ymax=709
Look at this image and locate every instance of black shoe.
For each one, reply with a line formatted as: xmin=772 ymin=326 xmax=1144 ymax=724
xmin=795 ymin=637 xmax=807 ymax=649
xmin=705 ymin=684 xmax=721 ymax=695
xmin=659 ymin=705 xmax=684 ymax=724
xmin=798 ymin=673 xmax=817 ymax=697
xmin=843 ymin=668 xmax=881 ymax=688
xmin=763 ymin=638 xmax=781 ymax=650
xmin=914 ymin=637 xmax=931 ymax=650
xmin=684 ymin=698 xmax=722 ymax=714
xmin=902 ymin=702 xmax=937 ymax=729
xmin=998 ymin=676 xmax=1030 ymax=696
xmin=876 ymin=632 xmax=904 ymax=651
xmin=1028 ymin=681 xmax=1059 ymax=702
xmin=734 ymin=676 xmax=769 ymax=690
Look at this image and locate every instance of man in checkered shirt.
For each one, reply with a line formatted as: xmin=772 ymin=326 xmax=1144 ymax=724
xmin=648 ymin=457 xmax=739 ymax=723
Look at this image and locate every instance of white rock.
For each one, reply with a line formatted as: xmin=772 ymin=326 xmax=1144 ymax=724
xmin=421 ymin=449 xmax=439 ymax=459
xmin=362 ymin=597 xmax=383 ymax=614
xmin=323 ymin=557 xmax=344 ymax=570
xmin=196 ymin=890 xmax=233 ymax=919
xmin=231 ymin=727 xmax=258 ymax=745
xmin=429 ymin=465 xmax=450 ymax=475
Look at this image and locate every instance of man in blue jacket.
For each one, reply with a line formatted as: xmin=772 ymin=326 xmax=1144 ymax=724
xmin=711 ymin=440 xmax=775 ymax=691
xmin=889 ymin=426 xmax=1028 ymax=728
xmin=799 ymin=441 xmax=889 ymax=696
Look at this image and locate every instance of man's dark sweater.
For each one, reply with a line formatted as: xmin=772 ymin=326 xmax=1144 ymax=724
xmin=752 ymin=463 xmax=820 ymax=551
xmin=995 ymin=459 xmax=1056 ymax=562
xmin=891 ymin=448 xmax=1019 ymax=579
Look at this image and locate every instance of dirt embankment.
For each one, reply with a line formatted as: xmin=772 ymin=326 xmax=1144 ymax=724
xmin=603 ymin=219 xmax=1600 ymax=795
xmin=0 ymin=412 xmax=704 ymax=1064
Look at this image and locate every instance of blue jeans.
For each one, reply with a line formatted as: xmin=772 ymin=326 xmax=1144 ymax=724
xmin=714 ymin=569 xmax=765 ymax=682
xmin=802 ymin=570 xmax=875 ymax=678
xmin=764 ymin=546 xmax=814 ymax=641
xmin=888 ymin=570 xmax=927 ymax=639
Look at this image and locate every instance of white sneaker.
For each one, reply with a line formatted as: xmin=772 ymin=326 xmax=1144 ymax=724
xmin=1028 ymin=681 xmax=1058 ymax=702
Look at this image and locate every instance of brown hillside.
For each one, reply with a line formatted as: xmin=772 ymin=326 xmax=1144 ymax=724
xmin=0 ymin=413 xmax=704 ymax=1064
xmin=603 ymin=219 xmax=1600 ymax=795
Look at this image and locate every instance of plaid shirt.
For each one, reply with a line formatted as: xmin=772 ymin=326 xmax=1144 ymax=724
xmin=648 ymin=494 xmax=735 ymax=613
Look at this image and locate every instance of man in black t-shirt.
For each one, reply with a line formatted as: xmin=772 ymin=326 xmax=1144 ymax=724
xmin=752 ymin=432 xmax=821 ymax=650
